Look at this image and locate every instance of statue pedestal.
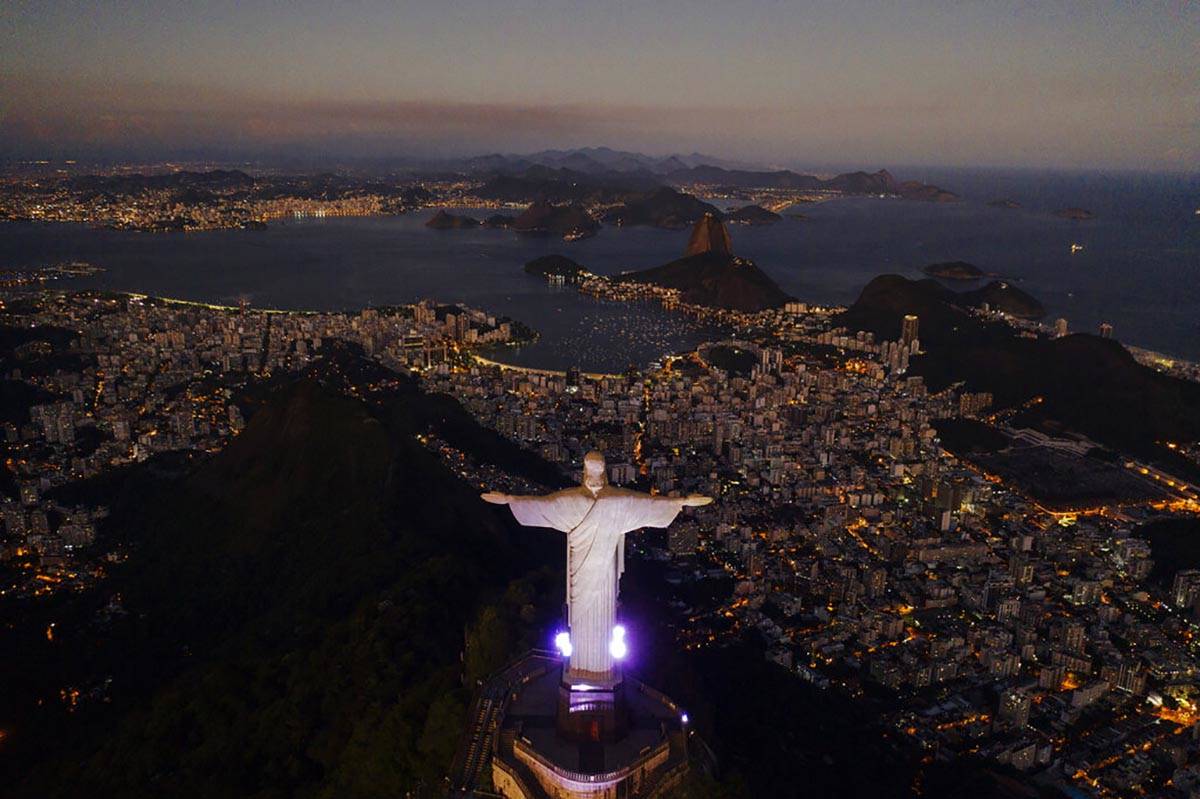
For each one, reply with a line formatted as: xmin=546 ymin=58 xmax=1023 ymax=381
xmin=555 ymin=678 xmax=629 ymax=744
xmin=479 ymin=653 xmax=691 ymax=799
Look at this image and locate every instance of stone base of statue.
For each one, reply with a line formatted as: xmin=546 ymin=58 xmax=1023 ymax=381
xmin=473 ymin=651 xmax=689 ymax=799
xmin=555 ymin=678 xmax=629 ymax=744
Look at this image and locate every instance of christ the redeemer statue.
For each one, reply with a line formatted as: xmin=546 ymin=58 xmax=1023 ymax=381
xmin=483 ymin=451 xmax=711 ymax=684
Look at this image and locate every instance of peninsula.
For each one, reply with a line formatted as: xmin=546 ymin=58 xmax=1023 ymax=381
xmin=615 ymin=214 xmax=791 ymax=312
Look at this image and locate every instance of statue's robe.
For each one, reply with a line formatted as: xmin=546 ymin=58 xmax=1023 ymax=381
xmin=506 ymin=485 xmax=684 ymax=682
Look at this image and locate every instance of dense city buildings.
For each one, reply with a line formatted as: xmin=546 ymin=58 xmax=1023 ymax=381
xmin=3 ymin=270 xmax=1198 ymax=796
xmin=0 ymin=290 xmax=524 ymax=600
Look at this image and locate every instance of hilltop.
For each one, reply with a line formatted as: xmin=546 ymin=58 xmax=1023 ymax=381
xmin=524 ymin=254 xmax=588 ymax=281
xmin=616 ymin=216 xmax=791 ymax=312
xmin=923 ymin=261 xmax=988 ymax=280
xmin=512 ymin=201 xmax=599 ymax=237
xmin=601 ymin=186 xmax=723 ymax=229
xmin=836 ymin=275 xmax=1200 ymax=463
xmin=725 ymin=204 xmax=782 ymax=225
xmin=685 ymin=213 xmax=733 ymax=255
xmin=959 ymin=280 xmax=1045 ymax=319
xmin=426 ymin=209 xmax=480 ymax=229
xmin=618 ymin=251 xmax=792 ymax=312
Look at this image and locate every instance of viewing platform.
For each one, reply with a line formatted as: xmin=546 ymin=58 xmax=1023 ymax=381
xmin=451 ymin=651 xmax=691 ymax=799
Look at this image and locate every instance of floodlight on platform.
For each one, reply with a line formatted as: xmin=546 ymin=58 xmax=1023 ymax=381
xmin=609 ymin=624 xmax=628 ymax=660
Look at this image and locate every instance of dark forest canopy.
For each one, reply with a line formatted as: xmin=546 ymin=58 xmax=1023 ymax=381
xmin=2 ymin=346 xmax=566 ymax=798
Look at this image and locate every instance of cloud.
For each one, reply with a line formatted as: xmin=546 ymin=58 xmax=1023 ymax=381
xmin=1 ymin=72 xmax=1196 ymax=170
xmin=0 ymin=73 xmax=682 ymax=157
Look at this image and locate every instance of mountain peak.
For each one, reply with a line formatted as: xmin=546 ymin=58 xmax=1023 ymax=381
xmin=684 ymin=213 xmax=733 ymax=257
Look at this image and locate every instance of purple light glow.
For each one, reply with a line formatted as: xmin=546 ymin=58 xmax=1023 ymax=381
xmin=554 ymin=631 xmax=573 ymax=658
xmin=609 ymin=624 xmax=628 ymax=660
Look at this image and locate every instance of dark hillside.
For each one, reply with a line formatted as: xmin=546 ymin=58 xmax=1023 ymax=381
xmin=837 ymin=275 xmax=1200 ymax=471
xmin=6 ymin=352 xmax=565 ymax=799
xmin=617 ymin=251 xmax=791 ymax=312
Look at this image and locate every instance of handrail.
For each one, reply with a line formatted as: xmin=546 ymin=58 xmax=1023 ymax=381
xmin=629 ymin=679 xmax=680 ymax=713
xmin=452 ymin=650 xmax=557 ymax=791
xmin=459 ymin=650 xmax=691 ymax=794
xmin=492 ymin=756 xmax=540 ymax=798
xmin=513 ymin=735 xmax=671 ymax=785
xmin=642 ymin=759 xmax=692 ymax=798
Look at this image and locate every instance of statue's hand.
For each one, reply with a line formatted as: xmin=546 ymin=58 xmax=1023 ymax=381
xmin=681 ymin=494 xmax=713 ymax=507
xmin=481 ymin=492 xmax=511 ymax=505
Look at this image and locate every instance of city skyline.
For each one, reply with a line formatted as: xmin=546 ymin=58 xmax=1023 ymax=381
xmin=3 ymin=1 xmax=1198 ymax=170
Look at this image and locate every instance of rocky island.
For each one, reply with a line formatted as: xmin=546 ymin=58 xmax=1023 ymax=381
xmin=482 ymin=214 xmax=515 ymax=228
xmin=1054 ymin=207 xmax=1096 ymax=220
xmin=425 ymin=210 xmax=480 ymax=229
xmin=523 ymin=254 xmax=588 ymax=282
xmin=725 ymin=204 xmax=782 ymax=225
xmin=896 ymin=180 xmax=960 ymax=203
xmin=512 ymin=201 xmax=599 ymax=239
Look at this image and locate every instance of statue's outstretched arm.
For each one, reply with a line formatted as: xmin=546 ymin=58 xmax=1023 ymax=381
xmin=620 ymin=491 xmax=713 ymax=530
xmin=480 ymin=490 xmax=566 ymax=505
xmin=480 ymin=488 xmax=587 ymax=532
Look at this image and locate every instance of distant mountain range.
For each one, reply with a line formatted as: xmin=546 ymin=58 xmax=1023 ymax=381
xmin=725 ymin=205 xmax=782 ymax=225
xmin=524 ymin=254 xmax=588 ymax=281
xmin=449 ymin=148 xmax=955 ymax=201
xmin=666 ymin=166 xmax=958 ymax=201
xmin=457 ymin=146 xmax=756 ymax=176
xmin=464 ymin=152 xmax=958 ymax=210
xmin=922 ymin=261 xmax=990 ymax=280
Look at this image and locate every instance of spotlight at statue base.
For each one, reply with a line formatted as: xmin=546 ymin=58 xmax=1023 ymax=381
xmin=609 ymin=624 xmax=628 ymax=660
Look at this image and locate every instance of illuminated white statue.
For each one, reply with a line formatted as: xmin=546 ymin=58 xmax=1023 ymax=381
xmin=482 ymin=451 xmax=711 ymax=683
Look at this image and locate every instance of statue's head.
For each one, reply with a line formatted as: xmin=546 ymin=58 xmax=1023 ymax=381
xmin=582 ymin=450 xmax=607 ymax=495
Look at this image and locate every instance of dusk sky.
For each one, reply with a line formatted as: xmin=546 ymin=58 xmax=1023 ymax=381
xmin=2 ymin=1 xmax=1197 ymax=170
